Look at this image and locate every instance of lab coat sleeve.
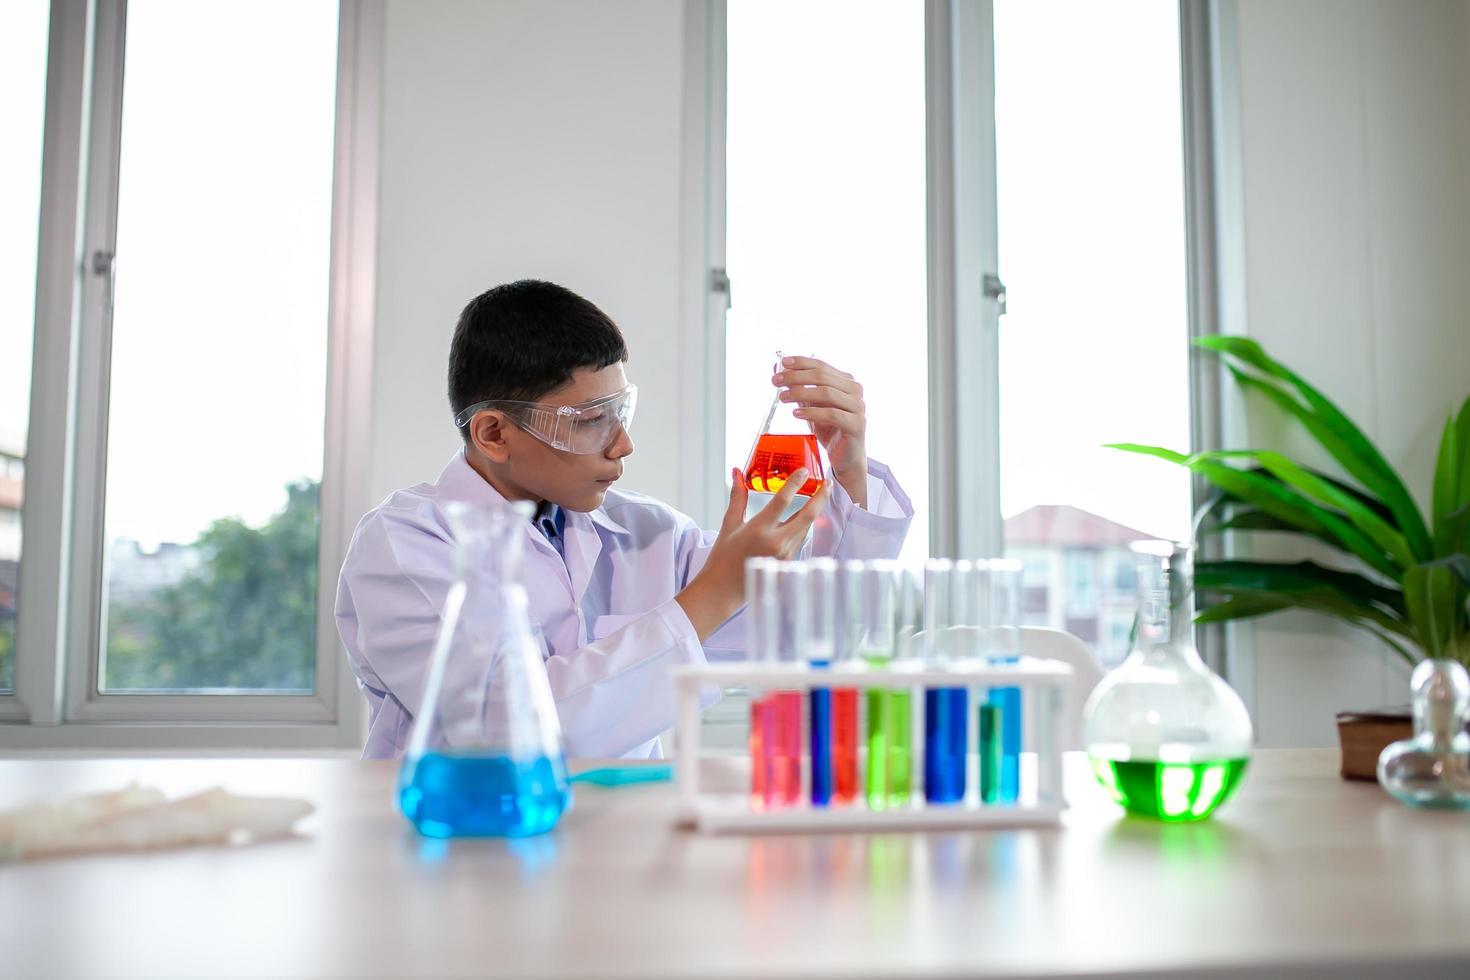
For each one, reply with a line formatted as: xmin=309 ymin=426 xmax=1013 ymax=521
xmin=338 ymin=506 xmax=716 ymax=760
xmin=678 ymin=459 xmax=915 ymax=656
xmin=335 ymin=505 xmax=462 ymax=740
xmin=546 ymin=598 xmax=715 ymax=757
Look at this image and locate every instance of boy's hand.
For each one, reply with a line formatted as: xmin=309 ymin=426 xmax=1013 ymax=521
xmin=675 ymin=467 xmax=831 ymax=641
xmin=775 ymin=355 xmax=868 ymax=508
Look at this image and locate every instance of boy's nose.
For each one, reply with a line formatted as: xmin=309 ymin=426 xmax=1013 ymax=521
xmin=607 ymin=426 xmax=634 ymax=459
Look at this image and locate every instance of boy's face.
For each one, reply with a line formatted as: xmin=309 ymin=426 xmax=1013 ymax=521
xmin=471 ymin=362 xmax=635 ymax=512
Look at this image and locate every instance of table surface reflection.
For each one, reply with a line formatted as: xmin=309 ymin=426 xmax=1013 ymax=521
xmin=2 ymin=749 xmax=1468 ymax=979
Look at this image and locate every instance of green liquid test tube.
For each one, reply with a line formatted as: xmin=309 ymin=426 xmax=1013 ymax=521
xmin=864 ymin=656 xmax=912 ymax=809
xmin=979 ymin=703 xmax=1003 ymax=804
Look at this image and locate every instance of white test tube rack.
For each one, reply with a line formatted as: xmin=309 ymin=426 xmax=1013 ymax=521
xmin=673 ymin=657 xmax=1076 ymax=834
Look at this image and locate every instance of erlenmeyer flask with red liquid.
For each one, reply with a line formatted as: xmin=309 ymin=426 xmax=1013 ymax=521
xmin=743 ymin=351 xmax=827 ymax=496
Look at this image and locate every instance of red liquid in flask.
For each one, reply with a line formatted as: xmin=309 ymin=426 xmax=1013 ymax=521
xmin=743 ymin=433 xmax=826 ymax=496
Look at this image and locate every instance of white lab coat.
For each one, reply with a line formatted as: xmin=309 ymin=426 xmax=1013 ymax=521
xmin=335 ymin=450 xmax=913 ymax=759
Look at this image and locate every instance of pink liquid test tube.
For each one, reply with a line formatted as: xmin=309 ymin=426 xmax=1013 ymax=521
xmin=746 ymin=559 xmax=806 ymax=810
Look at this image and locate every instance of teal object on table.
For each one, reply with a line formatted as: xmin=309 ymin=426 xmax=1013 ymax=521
xmin=569 ymin=765 xmax=673 ymax=787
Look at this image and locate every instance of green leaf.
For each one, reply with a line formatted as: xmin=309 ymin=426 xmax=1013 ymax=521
xmin=1110 ymin=443 xmax=1402 ymax=579
xmin=1433 ymin=414 xmax=1460 ymax=556
xmin=1194 ymin=594 xmax=1417 ymax=666
xmin=1419 ymin=554 xmax=1470 ymax=591
xmin=1195 ymin=559 xmax=1406 ymax=619
xmin=1207 ymin=508 xmax=1296 ymax=534
xmin=1106 ymin=443 xmax=1189 ymax=465
xmin=1191 ymin=455 xmax=1401 ymax=579
xmin=1404 ymin=562 xmax=1460 ymax=659
xmin=1247 ymin=451 xmax=1415 ymax=570
xmin=1440 ymin=503 xmax=1470 ymax=557
xmin=1202 ymin=338 xmax=1433 ymax=559
xmin=1446 ymin=390 xmax=1470 ymax=525
xmin=1194 ymin=594 xmax=1293 ymax=624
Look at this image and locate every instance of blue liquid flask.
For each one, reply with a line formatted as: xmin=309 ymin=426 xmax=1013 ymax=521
xmin=398 ymin=500 xmax=571 ymax=838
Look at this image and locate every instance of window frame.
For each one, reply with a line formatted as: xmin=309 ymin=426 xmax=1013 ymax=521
xmin=1 ymin=0 xmax=381 ymax=749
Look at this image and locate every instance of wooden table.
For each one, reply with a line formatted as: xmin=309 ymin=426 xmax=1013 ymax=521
xmin=2 ymin=749 xmax=1469 ymax=979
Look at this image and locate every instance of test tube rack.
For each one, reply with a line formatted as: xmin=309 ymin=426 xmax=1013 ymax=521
xmin=673 ymin=657 xmax=1076 ymax=834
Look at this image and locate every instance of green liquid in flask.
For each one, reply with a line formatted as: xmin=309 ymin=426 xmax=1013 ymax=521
xmin=1089 ymin=756 xmax=1249 ymax=822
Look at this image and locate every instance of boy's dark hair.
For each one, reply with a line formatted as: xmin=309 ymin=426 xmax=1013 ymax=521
xmin=448 ymin=280 xmax=628 ymax=439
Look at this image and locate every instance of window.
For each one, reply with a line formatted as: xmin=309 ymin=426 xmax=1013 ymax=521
xmin=97 ymin=0 xmax=338 ymax=693
xmin=1065 ymin=551 xmax=1096 ymax=616
xmin=4 ymin=0 xmax=378 ymax=747
xmin=994 ymin=0 xmax=1192 ymax=650
xmin=724 ymin=0 xmax=930 ymax=561
xmin=0 ymin=0 xmax=51 ymax=695
xmin=1111 ymin=553 xmax=1137 ymax=592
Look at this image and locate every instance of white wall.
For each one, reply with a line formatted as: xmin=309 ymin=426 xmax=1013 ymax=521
xmin=1214 ymin=0 xmax=1470 ymax=745
xmin=368 ymin=0 xmax=690 ymax=509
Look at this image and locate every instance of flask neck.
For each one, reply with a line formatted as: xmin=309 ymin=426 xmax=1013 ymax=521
xmin=1135 ymin=542 xmax=1198 ymax=663
xmin=445 ymin=501 xmax=529 ymax=589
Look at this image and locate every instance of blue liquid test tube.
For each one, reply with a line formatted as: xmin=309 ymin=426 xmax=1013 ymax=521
xmin=810 ymin=679 xmax=834 ymax=806
xmin=806 ymin=560 xmax=842 ymax=807
xmin=987 ymin=682 xmax=1021 ymax=803
xmin=921 ymin=559 xmax=971 ymax=805
xmin=924 ymin=687 xmax=968 ymax=803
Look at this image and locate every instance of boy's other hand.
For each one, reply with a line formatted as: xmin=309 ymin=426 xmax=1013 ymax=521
xmin=674 ymin=467 xmax=830 ymax=641
xmin=774 ymin=355 xmax=868 ymax=508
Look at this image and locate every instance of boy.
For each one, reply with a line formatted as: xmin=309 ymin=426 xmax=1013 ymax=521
xmin=336 ymin=280 xmax=913 ymax=759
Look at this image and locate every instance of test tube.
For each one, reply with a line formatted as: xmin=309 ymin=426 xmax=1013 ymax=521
xmin=852 ymin=561 xmax=918 ymax=810
xmin=746 ymin=559 xmax=803 ymax=810
xmin=830 ymin=563 xmax=861 ymax=805
xmin=982 ymin=560 xmax=1024 ymax=804
xmin=806 ymin=560 xmax=837 ymax=806
xmin=923 ymin=560 xmax=972 ymax=805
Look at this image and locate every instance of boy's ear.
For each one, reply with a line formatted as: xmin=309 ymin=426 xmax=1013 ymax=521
xmin=469 ymin=412 xmax=512 ymax=464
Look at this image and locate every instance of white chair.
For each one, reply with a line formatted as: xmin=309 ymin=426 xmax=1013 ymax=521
xmin=1018 ymin=625 xmax=1105 ymax=750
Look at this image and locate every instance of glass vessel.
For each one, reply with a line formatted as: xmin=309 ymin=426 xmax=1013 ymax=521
xmin=398 ymin=501 xmax=571 ymax=838
xmin=807 ymin=559 xmax=858 ymax=806
xmin=1377 ymin=659 xmax=1470 ymax=810
xmin=983 ymin=559 xmax=1024 ymax=804
xmin=921 ymin=559 xmax=973 ymax=804
xmin=1083 ymin=541 xmax=1252 ymax=821
xmin=746 ymin=558 xmax=804 ymax=810
xmin=742 ymin=350 xmax=827 ymax=496
xmin=845 ymin=560 xmax=920 ymax=809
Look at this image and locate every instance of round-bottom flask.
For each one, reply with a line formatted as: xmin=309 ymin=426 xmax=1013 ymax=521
xmin=1083 ymin=542 xmax=1253 ymax=822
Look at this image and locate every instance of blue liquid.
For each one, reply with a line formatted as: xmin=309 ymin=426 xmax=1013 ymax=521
xmin=810 ymin=686 xmax=834 ymax=806
xmin=924 ymin=687 xmax=968 ymax=803
xmin=398 ymin=752 xmax=571 ymax=838
xmin=987 ymin=686 xmax=1021 ymax=803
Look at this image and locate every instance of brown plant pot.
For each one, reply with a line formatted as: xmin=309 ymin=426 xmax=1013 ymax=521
xmin=1335 ymin=708 xmax=1412 ymax=781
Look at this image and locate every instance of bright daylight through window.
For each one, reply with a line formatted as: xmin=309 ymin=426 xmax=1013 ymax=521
xmin=994 ymin=0 xmax=1192 ymax=667
xmin=0 ymin=0 xmax=51 ymax=695
xmin=725 ymin=0 xmax=929 ymax=562
xmin=98 ymin=0 xmax=339 ymax=693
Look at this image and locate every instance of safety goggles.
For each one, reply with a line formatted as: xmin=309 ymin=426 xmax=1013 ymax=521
xmin=454 ymin=385 xmax=638 ymax=455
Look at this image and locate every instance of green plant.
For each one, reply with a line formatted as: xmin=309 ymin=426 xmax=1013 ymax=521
xmin=1111 ymin=336 xmax=1470 ymax=667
